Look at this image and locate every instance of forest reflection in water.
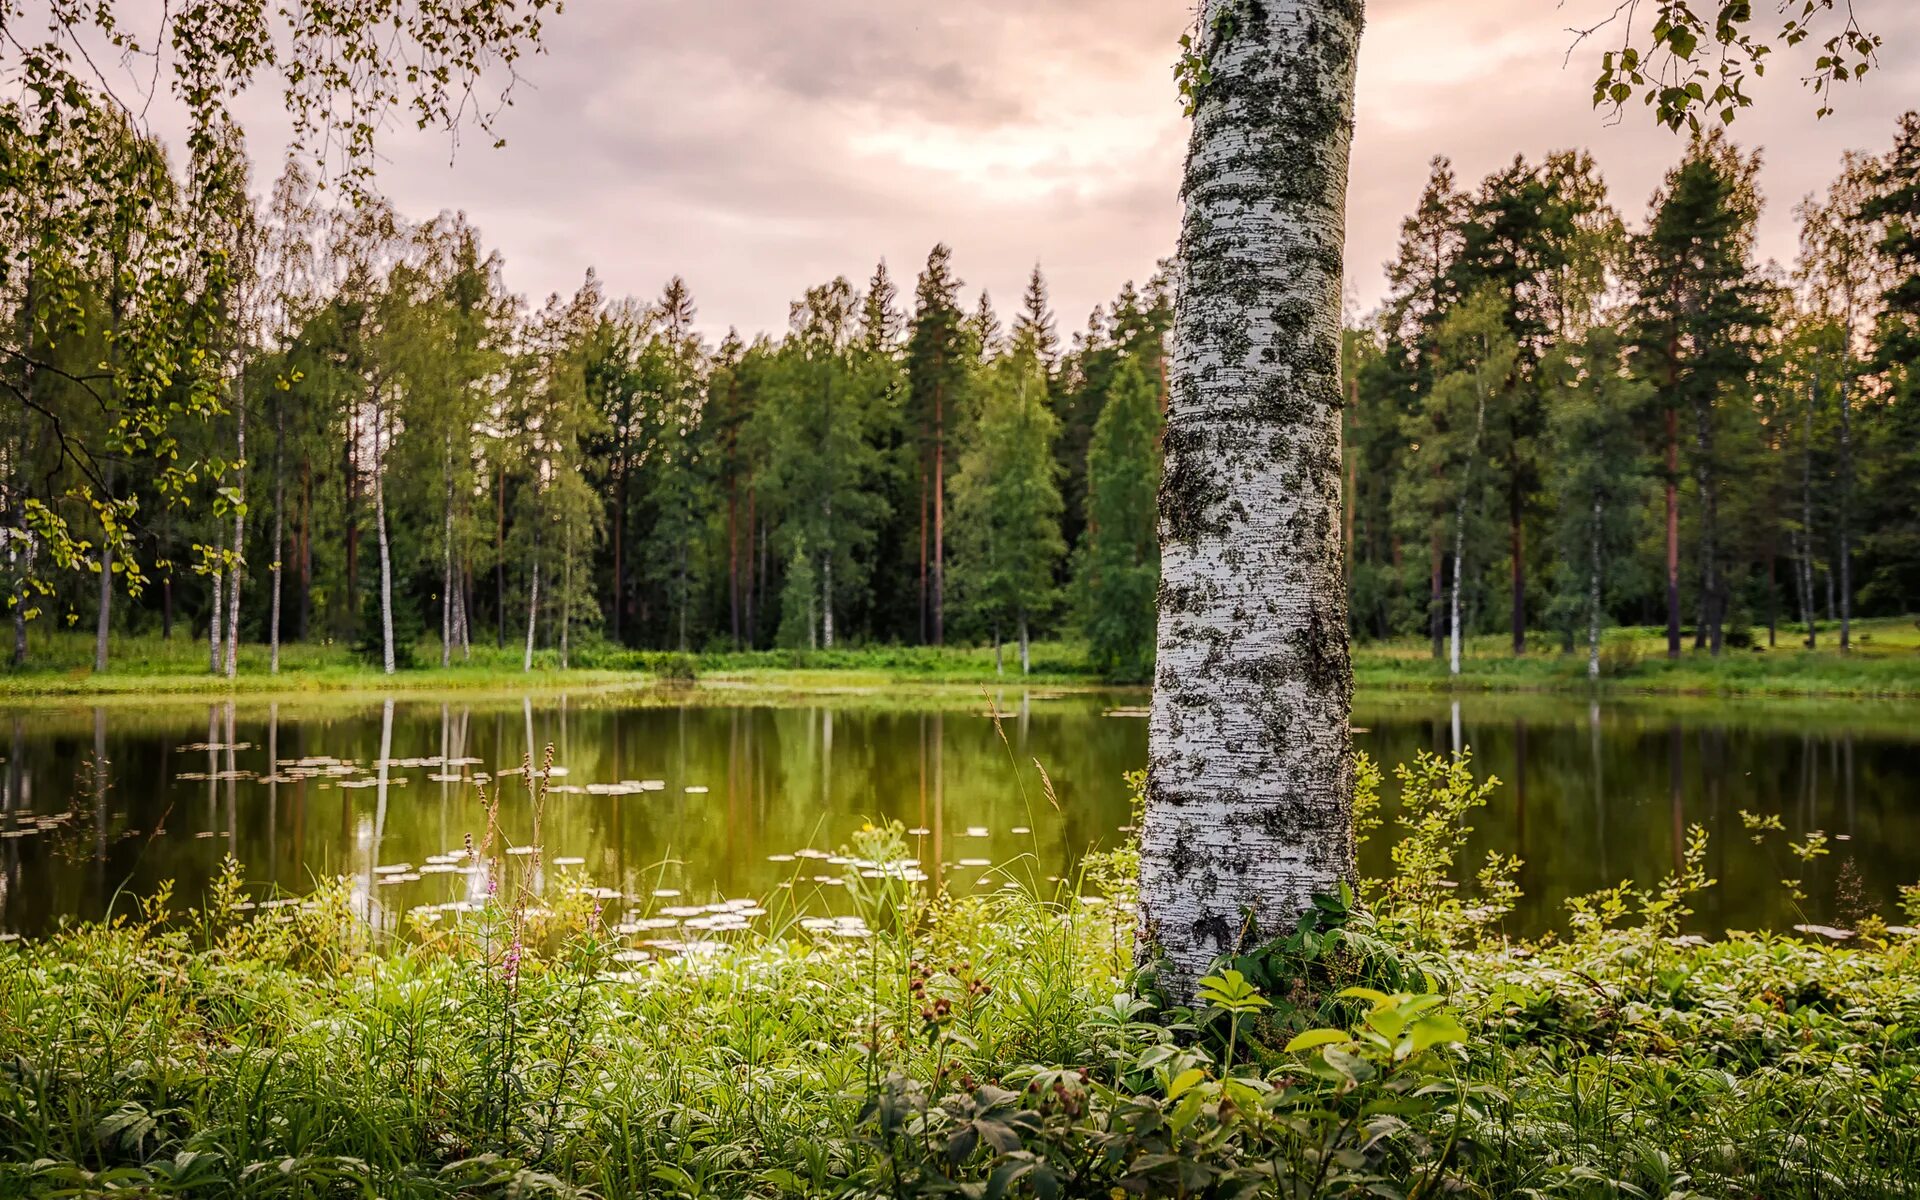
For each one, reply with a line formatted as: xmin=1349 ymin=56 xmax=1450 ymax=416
xmin=0 ymin=688 xmax=1912 ymax=939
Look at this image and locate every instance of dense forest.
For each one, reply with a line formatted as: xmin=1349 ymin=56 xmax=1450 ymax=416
xmin=4 ymin=104 xmax=1919 ymax=679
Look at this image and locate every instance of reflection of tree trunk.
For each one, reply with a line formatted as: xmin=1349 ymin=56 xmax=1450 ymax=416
xmin=1590 ymin=702 xmax=1606 ymax=879
xmin=95 ymin=519 xmax=112 ymax=673
xmin=1668 ymin=724 xmax=1684 ymax=874
xmin=1513 ymin=720 xmax=1527 ymax=858
xmin=92 ymin=708 xmax=108 ymax=870
xmin=371 ymin=698 xmax=393 ymax=924
xmin=268 ymin=702 xmax=279 ymax=884
xmin=1844 ymin=732 xmax=1855 ymax=835
xmin=224 ymin=702 xmax=237 ymax=846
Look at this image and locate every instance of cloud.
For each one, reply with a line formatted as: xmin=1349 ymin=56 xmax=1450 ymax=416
xmin=105 ymin=0 xmax=1920 ymax=340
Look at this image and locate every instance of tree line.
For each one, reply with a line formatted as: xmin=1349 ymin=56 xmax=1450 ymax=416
xmin=6 ymin=91 xmax=1917 ymax=683
xmin=4 ymin=116 xmax=1173 ymax=677
xmin=1347 ymin=114 xmax=1920 ymax=673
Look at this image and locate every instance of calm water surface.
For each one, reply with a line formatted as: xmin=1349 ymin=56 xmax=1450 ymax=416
xmin=1 ymin=687 xmax=1914 ymax=938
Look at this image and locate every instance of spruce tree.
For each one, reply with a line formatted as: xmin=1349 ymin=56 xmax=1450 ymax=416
xmin=1077 ymin=358 xmax=1161 ymax=681
xmin=949 ymin=345 xmax=1064 ymax=674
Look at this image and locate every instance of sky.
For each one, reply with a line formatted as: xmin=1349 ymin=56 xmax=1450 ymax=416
xmin=129 ymin=0 xmax=1920 ymax=340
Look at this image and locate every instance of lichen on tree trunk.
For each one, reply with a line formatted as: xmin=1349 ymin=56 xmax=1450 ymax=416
xmin=1140 ymin=0 xmax=1363 ymax=998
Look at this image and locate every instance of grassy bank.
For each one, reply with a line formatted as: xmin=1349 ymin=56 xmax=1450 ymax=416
xmin=5 ymin=617 xmax=1919 ymax=699
xmin=3 ymin=758 xmax=1918 ymax=1198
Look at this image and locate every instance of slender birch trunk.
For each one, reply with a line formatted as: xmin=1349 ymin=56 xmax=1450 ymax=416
xmin=1140 ymin=0 xmax=1362 ymax=996
xmin=1800 ymin=375 xmax=1818 ymax=646
xmin=373 ymin=396 xmax=395 ymax=676
xmin=1019 ymin=610 xmax=1030 ymax=676
xmin=523 ymin=539 xmax=540 ymax=672
xmin=11 ymin=534 xmax=31 ymax=667
xmin=441 ymin=435 xmax=454 ymax=668
xmin=94 ymin=538 xmax=111 ymax=673
xmin=270 ymin=402 xmax=284 ymax=675
xmin=1587 ymin=497 xmax=1604 ymax=680
xmin=1448 ymin=379 xmax=1487 ymax=676
xmin=224 ymin=368 xmax=247 ymax=678
xmin=1836 ymin=369 xmax=1853 ymax=652
xmin=208 ymin=562 xmax=223 ymax=673
xmin=821 ymin=500 xmax=835 ymax=650
xmin=561 ymin=522 xmax=572 ymax=670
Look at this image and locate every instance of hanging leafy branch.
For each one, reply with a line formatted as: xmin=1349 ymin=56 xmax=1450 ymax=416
xmin=1573 ymin=0 xmax=1880 ymax=130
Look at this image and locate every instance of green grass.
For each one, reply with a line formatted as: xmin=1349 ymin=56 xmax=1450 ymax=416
xmin=6 ymin=617 xmax=1919 ymax=700
xmin=3 ymin=759 xmax=1919 ymax=1198
xmin=1355 ymin=614 xmax=1920 ymax=698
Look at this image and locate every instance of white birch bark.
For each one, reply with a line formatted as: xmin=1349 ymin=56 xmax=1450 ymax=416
xmin=208 ymin=564 xmax=223 ymax=674
xmin=94 ymin=540 xmax=111 ymax=673
xmin=561 ymin=523 xmax=572 ymax=670
xmin=523 ymin=550 xmax=540 ymax=672
xmin=1448 ymin=375 xmax=1487 ymax=677
xmin=374 ymin=397 xmax=396 ymax=676
xmin=1587 ymin=498 xmax=1604 ymax=680
xmin=442 ymin=433 xmax=455 ymax=669
xmin=224 ymin=371 xmax=247 ymax=679
xmin=270 ymin=406 xmax=284 ymax=675
xmin=1140 ymin=0 xmax=1364 ymax=996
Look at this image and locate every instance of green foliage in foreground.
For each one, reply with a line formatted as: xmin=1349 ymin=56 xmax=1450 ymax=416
xmin=4 ymin=757 xmax=1920 ymax=1198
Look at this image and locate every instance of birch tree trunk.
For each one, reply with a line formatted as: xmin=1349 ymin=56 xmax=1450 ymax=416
xmin=94 ymin=539 xmax=111 ymax=673
xmin=11 ymin=534 xmax=32 ymax=666
xmin=561 ymin=523 xmax=572 ymax=670
xmin=523 ymin=544 xmax=540 ymax=673
xmin=1019 ymin=610 xmax=1030 ymax=676
xmin=270 ymin=403 xmax=284 ymax=675
xmin=1448 ymin=382 xmax=1487 ymax=677
xmin=1801 ymin=376 xmax=1818 ymax=647
xmin=374 ymin=398 xmax=396 ymax=676
xmin=442 ymin=433 xmax=455 ymax=669
xmin=208 ymin=563 xmax=223 ymax=673
xmin=1449 ymin=522 xmax=1466 ymax=676
xmin=1139 ymin=0 xmax=1363 ymax=997
xmin=1587 ymin=497 xmax=1603 ymax=680
xmin=224 ymin=370 xmax=247 ymax=679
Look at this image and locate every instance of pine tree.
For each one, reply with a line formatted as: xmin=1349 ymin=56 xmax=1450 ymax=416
xmin=1077 ymin=359 xmax=1161 ymax=681
xmin=1631 ymin=131 xmax=1770 ymax=657
xmin=906 ymin=245 xmax=968 ymax=645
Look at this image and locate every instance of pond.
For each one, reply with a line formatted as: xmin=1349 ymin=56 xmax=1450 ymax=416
xmin=1 ymin=687 xmax=1914 ymax=939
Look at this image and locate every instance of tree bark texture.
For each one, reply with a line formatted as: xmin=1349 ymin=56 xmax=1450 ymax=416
xmin=1139 ymin=0 xmax=1362 ymax=998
